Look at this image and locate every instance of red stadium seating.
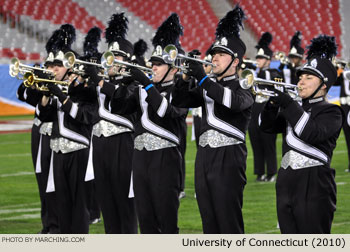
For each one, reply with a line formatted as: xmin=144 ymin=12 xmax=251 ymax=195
xmin=0 ymin=0 xmax=105 ymax=33
xmin=116 ymin=0 xmax=218 ymax=55
xmin=235 ymin=0 xmax=342 ymax=56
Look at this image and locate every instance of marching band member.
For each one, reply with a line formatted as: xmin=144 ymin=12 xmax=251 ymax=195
xmin=260 ymin=35 xmax=344 ymax=233
xmin=249 ymin=32 xmax=280 ymax=182
xmin=279 ymin=31 xmax=305 ymax=85
xmin=172 ymin=5 xmax=254 ymax=233
xmin=85 ymin=13 xmax=138 ymax=234
xmin=37 ymin=24 xmax=97 ymax=233
xmin=334 ymin=59 xmax=350 ymax=172
xmin=98 ymin=13 xmax=188 ymax=233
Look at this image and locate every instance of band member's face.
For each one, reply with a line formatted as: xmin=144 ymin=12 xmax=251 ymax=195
xmin=297 ymin=73 xmax=326 ymax=99
xmin=152 ymin=62 xmax=173 ymax=83
xmin=212 ymin=52 xmax=236 ymax=76
xmin=108 ymin=55 xmax=124 ymax=76
xmin=256 ymin=58 xmax=269 ymax=69
xmin=47 ymin=64 xmax=67 ymax=81
xmin=289 ymin=56 xmax=302 ymax=67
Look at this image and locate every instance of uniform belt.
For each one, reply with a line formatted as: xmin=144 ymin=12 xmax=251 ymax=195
xmin=199 ymin=129 xmax=242 ymax=148
xmin=50 ymin=137 xmax=87 ymax=154
xmin=134 ymin=133 xmax=176 ymax=151
xmin=93 ymin=120 xmax=132 ymax=137
xmin=33 ymin=117 xmax=42 ymax=127
xmin=39 ymin=122 xmax=52 ymax=136
xmin=281 ymin=150 xmax=323 ymax=170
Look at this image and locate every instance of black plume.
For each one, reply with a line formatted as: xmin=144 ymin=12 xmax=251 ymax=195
xmin=306 ymin=34 xmax=337 ymax=60
xmin=56 ymin=24 xmax=76 ymax=51
xmin=151 ymin=13 xmax=183 ymax=48
xmin=105 ymin=13 xmax=128 ymax=44
xmin=84 ymin=27 xmax=102 ymax=57
xmin=290 ymin=31 xmax=302 ymax=49
xmin=255 ymin=32 xmax=272 ymax=49
xmin=133 ymin=39 xmax=148 ymax=57
xmin=215 ymin=4 xmax=246 ymax=39
xmin=45 ymin=29 xmax=60 ymax=54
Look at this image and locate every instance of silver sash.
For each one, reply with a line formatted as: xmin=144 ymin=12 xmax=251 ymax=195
xmin=50 ymin=137 xmax=87 ymax=154
xmin=199 ymin=129 xmax=242 ymax=148
xmin=93 ymin=120 xmax=132 ymax=137
xmin=39 ymin=122 xmax=53 ymax=136
xmin=281 ymin=150 xmax=323 ymax=170
xmin=134 ymin=133 xmax=176 ymax=151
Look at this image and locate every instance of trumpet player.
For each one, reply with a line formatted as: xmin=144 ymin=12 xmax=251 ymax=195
xmin=99 ymin=13 xmax=188 ymax=233
xmin=333 ymin=59 xmax=350 ymax=173
xmin=172 ymin=5 xmax=254 ymax=233
xmin=278 ymin=31 xmax=305 ymax=85
xmin=249 ymin=32 xmax=281 ymax=182
xmin=260 ymin=35 xmax=344 ymax=233
xmin=84 ymin=13 xmax=138 ymax=234
xmin=37 ymin=24 xmax=99 ymax=234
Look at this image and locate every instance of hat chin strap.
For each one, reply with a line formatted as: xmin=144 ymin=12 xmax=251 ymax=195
xmin=306 ymin=81 xmax=324 ymax=100
xmin=216 ymin=57 xmax=234 ymax=77
xmin=155 ymin=65 xmax=172 ymax=85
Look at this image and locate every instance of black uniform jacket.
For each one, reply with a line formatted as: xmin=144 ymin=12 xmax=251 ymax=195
xmin=171 ymin=74 xmax=254 ymax=143
xmin=260 ymin=97 xmax=344 ymax=166
xmin=100 ymin=80 xmax=188 ymax=146
xmin=95 ymin=76 xmax=136 ymax=131
xmin=37 ymin=84 xmax=98 ymax=146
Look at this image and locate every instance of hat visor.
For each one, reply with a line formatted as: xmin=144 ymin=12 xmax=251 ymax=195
xmin=255 ymin=55 xmax=270 ymax=60
xmin=296 ymin=67 xmax=324 ymax=81
xmin=149 ymin=56 xmax=167 ymax=65
xmin=210 ymin=45 xmax=233 ymax=56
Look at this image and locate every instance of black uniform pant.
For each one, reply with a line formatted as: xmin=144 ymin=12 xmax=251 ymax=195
xmin=53 ymin=148 xmax=90 ymax=234
xmin=179 ymin=122 xmax=187 ymax=191
xmin=195 ymin=144 xmax=247 ymax=233
xmin=276 ymin=166 xmax=336 ymax=233
xmin=31 ymin=125 xmax=59 ymax=233
xmin=92 ymin=133 xmax=137 ymax=234
xmin=248 ymin=102 xmax=277 ymax=176
xmin=341 ymin=105 xmax=350 ymax=169
xmin=133 ymin=147 xmax=181 ymax=234
xmin=193 ymin=115 xmax=202 ymax=148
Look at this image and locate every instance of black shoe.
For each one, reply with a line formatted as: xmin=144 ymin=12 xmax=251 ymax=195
xmin=256 ymin=175 xmax=266 ymax=182
xmin=37 ymin=229 xmax=49 ymax=234
xmin=179 ymin=191 xmax=186 ymax=199
xmin=264 ymin=174 xmax=276 ymax=182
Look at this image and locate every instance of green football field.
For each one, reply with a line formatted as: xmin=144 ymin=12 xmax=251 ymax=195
xmin=0 ymin=116 xmax=349 ymax=234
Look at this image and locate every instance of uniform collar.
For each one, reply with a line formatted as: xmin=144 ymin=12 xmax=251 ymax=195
xmin=302 ymin=96 xmax=325 ymax=106
xmin=220 ymin=74 xmax=238 ymax=82
xmin=156 ymin=80 xmax=174 ymax=88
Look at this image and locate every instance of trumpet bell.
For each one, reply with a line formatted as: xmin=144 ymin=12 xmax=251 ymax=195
xmin=163 ymin=44 xmax=178 ymax=64
xmin=344 ymin=70 xmax=350 ymax=81
xmin=101 ymin=51 xmax=115 ymax=68
xmin=63 ymin=52 xmax=76 ymax=68
xmin=240 ymin=69 xmax=255 ymax=89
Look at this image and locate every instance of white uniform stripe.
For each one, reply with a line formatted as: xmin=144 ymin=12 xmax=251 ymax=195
xmin=222 ymin=87 xmax=231 ymax=108
xmin=58 ymin=110 xmax=89 ymax=145
xmin=97 ymin=89 xmax=134 ymax=129
xmin=140 ymin=89 xmax=179 ymax=144
xmin=286 ymin=125 xmax=328 ymax=163
xmin=23 ymin=88 xmax=28 ymax=100
xmin=157 ymin=97 xmax=168 ymax=117
xmin=294 ymin=112 xmax=310 ymax=136
xmin=204 ymin=90 xmax=245 ymax=141
xmin=35 ymin=104 xmax=40 ymax=116
xmin=69 ymin=102 xmax=79 ymax=119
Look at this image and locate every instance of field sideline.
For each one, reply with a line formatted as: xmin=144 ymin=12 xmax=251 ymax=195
xmin=0 ymin=116 xmax=349 ymax=234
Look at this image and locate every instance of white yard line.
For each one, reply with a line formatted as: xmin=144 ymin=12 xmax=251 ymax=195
xmin=0 ymin=171 xmax=33 ymax=178
xmin=0 ymin=214 xmax=40 ymax=221
xmin=0 ymin=153 xmax=31 ymax=158
xmin=0 ymin=141 xmax=30 ymax=145
xmin=0 ymin=208 xmax=40 ymax=214
xmin=0 ymin=202 xmax=40 ymax=209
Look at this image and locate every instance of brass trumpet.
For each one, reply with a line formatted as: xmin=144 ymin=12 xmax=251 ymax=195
xmin=239 ymin=69 xmax=301 ymax=99
xmin=275 ymin=51 xmax=290 ymax=65
xmin=101 ymin=51 xmax=153 ymax=74
xmin=163 ymin=44 xmax=216 ymax=67
xmin=9 ymin=57 xmax=54 ymax=78
xmin=63 ymin=52 xmax=106 ymax=69
xmin=23 ymin=72 xmax=70 ymax=92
